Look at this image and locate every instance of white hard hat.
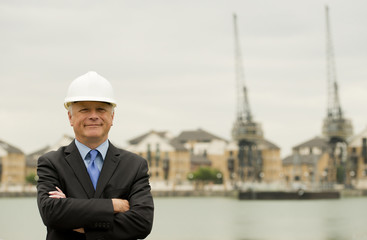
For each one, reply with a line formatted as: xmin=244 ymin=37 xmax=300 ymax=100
xmin=64 ymin=71 xmax=117 ymax=109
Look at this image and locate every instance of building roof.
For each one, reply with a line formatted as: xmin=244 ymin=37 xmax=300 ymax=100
xmin=283 ymin=153 xmax=322 ymax=166
xmin=128 ymin=131 xmax=169 ymax=145
xmin=0 ymin=140 xmax=23 ymax=154
xmin=127 ymin=130 xmax=187 ymax=152
xmin=258 ymin=138 xmax=280 ymax=150
xmin=176 ymin=128 xmax=227 ymax=143
xmin=51 ymin=134 xmax=74 ymax=149
xmin=26 ymin=145 xmax=50 ymax=167
xmin=169 ymin=138 xmax=188 ymax=151
xmin=348 ymin=126 xmax=367 ymax=147
xmin=293 ymin=136 xmax=328 ymax=150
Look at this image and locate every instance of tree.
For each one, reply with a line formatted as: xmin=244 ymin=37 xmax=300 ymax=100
xmin=188 ymin=167 xmax=223 ymax=184
xmin=336 ymin=166 xmax=345 ymax=184
xmin=26 ymin=173 xmax=38 ymax=185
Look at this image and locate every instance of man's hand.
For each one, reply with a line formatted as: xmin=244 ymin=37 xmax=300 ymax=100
xmin=73 ymin=228 xmax=85 ymax=234
xmin=48 ymin=186 xmax=66 ymax=199
xmin=48 ymin=187 xmax=85 ymax=234
xmin=112 ymin=199 xmax=130 ymax=213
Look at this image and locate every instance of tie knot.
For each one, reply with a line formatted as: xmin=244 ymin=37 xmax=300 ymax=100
xmin=89 ymin=149 xmax=99 ymax=161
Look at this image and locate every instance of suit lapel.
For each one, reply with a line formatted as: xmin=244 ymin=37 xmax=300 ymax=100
xmin=64 ymin=141 xmax=95 ymax=198
xmin=94 ymin=142 xmax=121 ymax=198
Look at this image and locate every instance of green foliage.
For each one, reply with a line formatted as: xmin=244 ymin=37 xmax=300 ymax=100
xmin=25 ymin=173 xmax=38 ymax=185
xmin=188 ymin=167 xmax=223 ymax=184
xmin=336 ymin=166 xmax=345 ymax=184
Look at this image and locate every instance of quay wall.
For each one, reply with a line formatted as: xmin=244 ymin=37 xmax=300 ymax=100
xmin=340 ymin=189 xmax=367 ymax=197
xmin=1 ymin=189 xmax=367 ymax=198
xmin=0 ymin=190 xmax=238 ymax=198
xmin=152 ymin=190 xmax=238 ymax=198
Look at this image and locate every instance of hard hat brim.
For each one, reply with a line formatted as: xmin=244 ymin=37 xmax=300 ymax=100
xmin=64 ymin=97 xmax=117 ymax=109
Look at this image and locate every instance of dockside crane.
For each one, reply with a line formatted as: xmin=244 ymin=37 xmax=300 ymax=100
xmin=322 ymin=6 xmax=353 ymax=186
xmin=231 ymin=13 xmax=263 ymax=184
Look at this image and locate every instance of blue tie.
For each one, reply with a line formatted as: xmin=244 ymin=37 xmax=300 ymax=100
xmin=87 ymin=149 xmax=100 ymax=189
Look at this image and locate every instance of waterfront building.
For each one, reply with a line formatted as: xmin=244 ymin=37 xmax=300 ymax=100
xmin=126 ymin=130 xmax=190 ymax=185
xmin=257 ymin=140 xmax=283 ymax=183
xmin=0 ymin=140 xmax=25 ymax=185
xmin=175 ymin=128 xmax=228 ymax=174
xmin=225 ymin=138 xmax=283 ymax=185
xmin=26 ymin=135 xmax=74 ymax=177
xmin=24 ymin=130 xmax=285 ymax=188
xmin=347 ymin=126 xmax=367 ymax=189
xmin=126 ymin=128 xmax=284 ymax=187
xmin=282 ymin=136 xmax=329 ymax=189
xmin=26 ymin=146 xmax=49 ymax=177
xmin=126 ymin=128 xmax=233 ymax=185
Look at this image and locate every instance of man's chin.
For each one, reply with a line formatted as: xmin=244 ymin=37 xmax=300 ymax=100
xmin=82 ymin=132 xmax=105 ymax=140
xmin=85 ymin=134 xmax=103 ymax=139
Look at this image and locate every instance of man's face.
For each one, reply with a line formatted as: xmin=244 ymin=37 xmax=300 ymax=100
xmin=68 ymin=101 xmax=114 ymax=145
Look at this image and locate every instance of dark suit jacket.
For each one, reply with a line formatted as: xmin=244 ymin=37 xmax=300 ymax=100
xmin=37 ymin=140 xmax=154 ymax=240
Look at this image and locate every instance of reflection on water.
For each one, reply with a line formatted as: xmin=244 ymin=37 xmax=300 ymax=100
xmin=0 ymin=197 xmax=367 ymax=240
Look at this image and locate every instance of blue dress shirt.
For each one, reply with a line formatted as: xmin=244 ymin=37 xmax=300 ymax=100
xmin=75 ymin=139 xmax=109 ymax=171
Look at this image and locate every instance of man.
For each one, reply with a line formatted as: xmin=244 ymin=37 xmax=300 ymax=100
xmin=37 ymin=71 xmax=154 ymax=240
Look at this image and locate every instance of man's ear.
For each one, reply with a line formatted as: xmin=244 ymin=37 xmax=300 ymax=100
xmin=111 ymin=111 xmax=115 ymax=126
xmin=68 ymin=111 xmax=74 ymax=126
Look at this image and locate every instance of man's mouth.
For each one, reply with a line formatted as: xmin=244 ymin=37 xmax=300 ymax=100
xmin=85 ymin=124 xmax=102 ymax=127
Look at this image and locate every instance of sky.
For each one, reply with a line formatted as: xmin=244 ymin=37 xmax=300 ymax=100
xmin=0 ymin=0 xmax=366 ymax=157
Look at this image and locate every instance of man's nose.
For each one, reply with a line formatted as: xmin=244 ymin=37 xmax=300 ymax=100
xmin=88 ymin=109 xmax=99 ymax=119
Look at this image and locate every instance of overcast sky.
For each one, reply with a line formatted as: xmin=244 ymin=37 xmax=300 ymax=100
xmin=1 ymin=0 xmax=366 ymax=157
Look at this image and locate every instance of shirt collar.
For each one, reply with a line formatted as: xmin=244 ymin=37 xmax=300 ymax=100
xmin=75 ymin=139 xmax=109 ymax=160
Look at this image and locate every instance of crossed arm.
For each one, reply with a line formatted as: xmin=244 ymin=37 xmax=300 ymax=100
xmin=49 ymin=187 xmax=130 ymax=234
xmin=49 ymin=187 xmax=130 ymax=213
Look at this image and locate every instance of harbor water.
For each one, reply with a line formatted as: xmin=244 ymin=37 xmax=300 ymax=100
xmin=0 ymin=197 xmax=366 ymax=240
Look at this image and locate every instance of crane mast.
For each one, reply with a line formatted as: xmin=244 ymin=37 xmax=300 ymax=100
xmin=325 ymin=5 xmax=340 ymax=120
xmin=322 ymin=6 xmax=353 ymax=186
xmin=322 ymin=6 xmax=353 ymax=142
xmin=231 ymin=13 xmax=263 ymax=143
xmin=231 ymin=13 xmax=263 ymax=183
xmin=233 ymin=14 xmax=252 ymax=123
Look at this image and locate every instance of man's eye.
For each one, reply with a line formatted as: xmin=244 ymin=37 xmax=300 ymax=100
xmin=79 ymin=108 xmax=88 ymax=112
xmin=98 ymin=108 xmax=107 ymax=112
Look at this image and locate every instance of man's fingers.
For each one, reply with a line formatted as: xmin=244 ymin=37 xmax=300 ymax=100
xmin=48 ymin=192 xmax=65 ymax=197
xmin=55 ymin=186 xmax=63 ymax=193
xmin=48 ymin=191 xmax=65 ymax=195
xmin=48 ymin=191 xmax=61 ymax=194
xmin=48 ymin=187 xmax=66 ymax=198
xmin=73 ymin=228 xmax=85 ymax=234
xmin=49 ymin=195 xmax=63 ymax=199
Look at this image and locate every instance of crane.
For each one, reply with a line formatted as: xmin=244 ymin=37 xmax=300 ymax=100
xmin=321 ymin=6 xmax=353 ymax=185
xmin=231 ymin=13 xmax=263 ymax=183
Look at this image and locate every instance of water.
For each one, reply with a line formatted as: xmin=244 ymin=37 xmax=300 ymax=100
xmin=0 ymin=198 xmax=45 ymax=240
xmin=0 ymin=197 xmax=367 ymax=240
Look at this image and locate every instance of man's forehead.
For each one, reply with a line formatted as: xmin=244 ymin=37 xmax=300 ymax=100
xmin=73 ymin=101 xmax=112 ymax=107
